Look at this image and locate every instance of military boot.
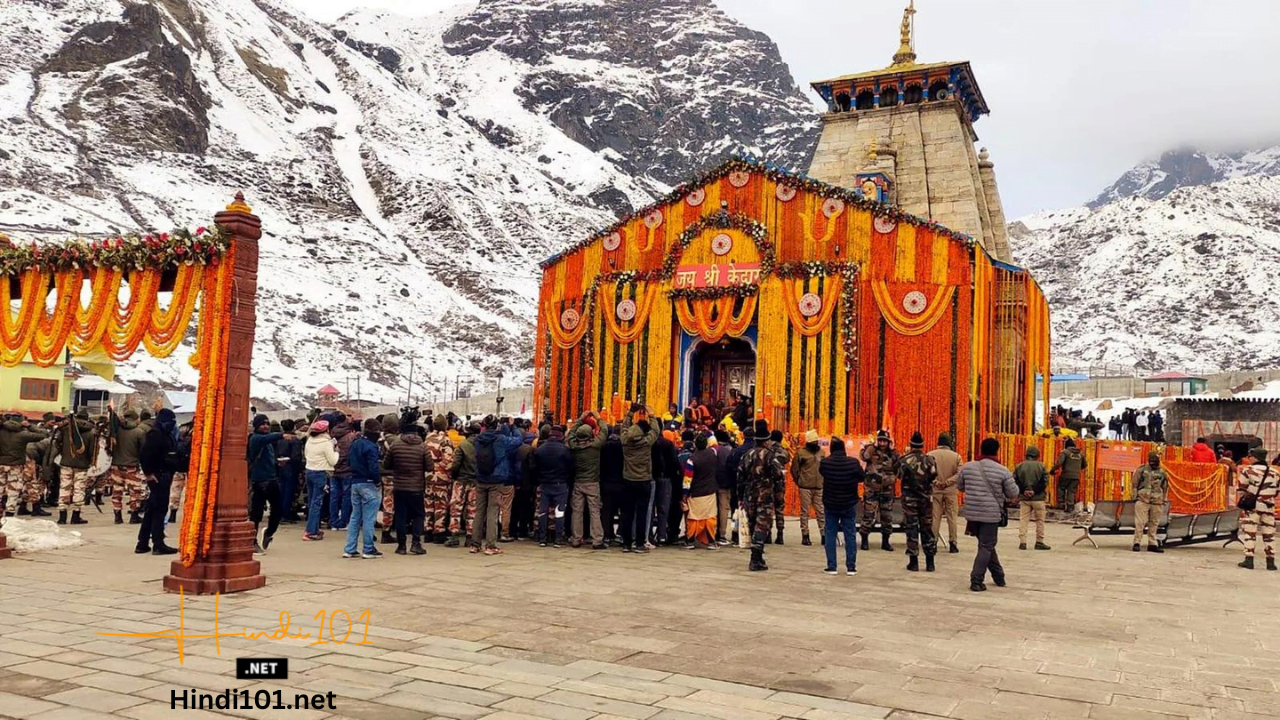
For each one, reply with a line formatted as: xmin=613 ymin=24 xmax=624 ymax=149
xmin=802 ymin=534 xmax=812 ymax=546
xmin=1238 ymin=556 xmax=1254 ymax=569
xmin=906 ymin=555 xmax=919 ymax=572
xmin=859 ymin=532 xmax=869 ymax=551
xmin=394 ymin=540 xmax=407 ymax=555
xmin=168 ymin=508 xmax=177 ymax=523
xmin=16 ymin=502 xmax=30 ymax=516
xmin=70 ymin=510 xmax=87 ymax=525
xmin=57 ymin=509 xmax=67 ymax=525
xmin=763 ymin=532 xmax=772 ymax=545
xmin=410 ymin=539 xmax=427 ymax=555
xmin=128 ymin=510 xmax=142 ymax=525
xmin=748 ymin=546 xmax=767 ymax=571
xmin=381 ymin=529 xmax=395 ymax=545
xmin=114 ymin=510 xmax=123 ymax=524
xmin=949 ymin=541 xmax=959 ymax=554
xmin=925 ymin=554 xmax=936 ymax=572
xmin=444 ymin=533 xmax=461 ymax=548
xmin=1267 ymin=557 xmax=1277 ymax=572
xmin=30 ymin=502 xmax=50 ymax=517
xmin=881 ymin=533 xmax=894 ymax=552
xmin=774 ymin=528 xmax=784 ymax=545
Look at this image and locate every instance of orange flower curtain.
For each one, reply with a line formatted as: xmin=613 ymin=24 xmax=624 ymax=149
xmin=179 ymin=249 xmax=234 ymax=567
xmin=870 ymin=279 xmax=954 ymax=337
xmin=675 ymin=295 xmax=756 ymax=343
xmin=2 ymin=264 xmax=204 ymax=366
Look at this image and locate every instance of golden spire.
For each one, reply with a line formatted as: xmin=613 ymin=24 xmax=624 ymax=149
xmin=891 ymin=0 xmax=917 ymax=67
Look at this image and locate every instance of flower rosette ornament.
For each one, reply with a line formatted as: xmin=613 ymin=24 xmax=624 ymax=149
xmin=902 ymin=290 xmax=928 ymax=315
xmin=822 ymin=197 xmax=845 ymax=219
xmin=616 ymin=298 xmax=637 ymax=322
xmin=873 ymin=215 xmax=897 ymax=234
xmin=685 ymin=188 xmax=706 ymax=207
xmin=798 ymin=292 xmax=823 ymax=318
xmin=560 ymin=307 xmax=581 ymax=331
xmin=602 ymin=231 xmax=622 ymax=252
xmin=728 ymin=170 xmax=750 ymax=188
xmin=711 ymin=233 xmax=733 ymax=256
xmin=775 ymin=183 xmax=797 ymax=202
xmin=643 ymin=209 xmax=663 ymax=229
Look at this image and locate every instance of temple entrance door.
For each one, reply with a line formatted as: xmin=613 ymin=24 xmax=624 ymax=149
xmin=688 ymin=338 xmax=756 ymax=417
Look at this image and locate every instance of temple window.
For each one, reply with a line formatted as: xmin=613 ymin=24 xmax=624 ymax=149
xmin=879 ymin=87 xmax=899 ymax=107
xmin=904 ymin=83 xmax=923 ymax=105
xmin=835 ymin=91 xmax=852 ymax=112
xmin=928 ymin=80 xmax=950 ymax=101
xmin=855 ymin=89 xmax=875 ymax=110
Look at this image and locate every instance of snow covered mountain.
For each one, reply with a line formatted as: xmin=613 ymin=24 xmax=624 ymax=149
xmin=1088 ymin=145 xmax=1280 ymax=208
xmin=1012 ymin=152 xmax=1280 ymax=374
xmin=0 ymin=0 xmax=818 ymax=406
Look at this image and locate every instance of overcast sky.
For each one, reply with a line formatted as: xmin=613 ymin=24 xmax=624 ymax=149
xmin=290 ymin=0 xmax=1280 ymax=217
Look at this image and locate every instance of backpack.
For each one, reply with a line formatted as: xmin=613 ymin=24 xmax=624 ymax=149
xmin=476 ymin=437 xmax=497 ymax=477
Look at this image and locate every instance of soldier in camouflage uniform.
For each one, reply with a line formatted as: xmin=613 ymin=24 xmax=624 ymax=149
xmin=767 ymin=430 xmax=789 ymax=544
xmin=859 ymin=429 xmax=900 ymax=552
xmin=1 ymin=413 xmax=46 ymax=519
xmin=1237 ymin=448 xmax=1276 ymax=571
xmin=108 ymin=410 xmax=148 ymax=524
xmin=446 ymin=422 xmax=480 ymax=547
xmin=378 ymin=415 xmax=402 ymax=544
xmin=737 ymin=420 xmax=786 ymax=571
xmin=898 ymin=431 xmax=939 ymax=572
xmin=54 ymin=409 xmax=98 ymax=525
xmin=424 ymin=415 xmax=456 ymax=543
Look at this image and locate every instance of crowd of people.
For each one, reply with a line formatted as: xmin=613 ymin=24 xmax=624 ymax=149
xmin=2 ymin=398 xmax=1274 ymax=581
xmin=0 ymin=407 xmax=189 ymax=554
xmin=1041 ymin=405 xmax=1166 ymax=442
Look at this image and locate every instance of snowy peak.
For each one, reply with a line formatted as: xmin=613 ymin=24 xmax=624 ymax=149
xmin=1012 ymin=173 xmax=1280 ymax=373
xmin=1089 ymin=144 xmax=1280 ymax=208
xmin=432 ymin=0 xmax=820 ymax=187
xmin=0 ymin=0 xmax=823 ymax=406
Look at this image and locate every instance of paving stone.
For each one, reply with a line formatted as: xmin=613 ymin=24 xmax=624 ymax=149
xmin=768 ymin=691 xmax=892 ymax=718
xmin=393 ymin=665 xmax=504 ymax=689
xmin=377 ymin=690 xmax=491 ymax=719
xmin=541 ymin=689 xmax=661 ymax=719
xmin=0 ymin=690 xmax=61 ymax=720
xmin=25 ymin=707 xmax=122 ymax=720
xmin=42 ymin=686 xmax=148 ymax=712
xmin=8 ymin=661 xmax=96 ymax=681
xmin=656 ymin=695 xmax=779 ymax=720
xmin=0 ymin=673 xmax=78 ymax=698
xmin=486 ymin=680 xmax=554 ymax=699
xmin=491 ymin=697 xmax=598 ymax=720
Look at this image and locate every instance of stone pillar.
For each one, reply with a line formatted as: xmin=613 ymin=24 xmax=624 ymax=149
xmin=978 ymin=148 xmax=1013 ymax=261
xmin=163 ymin=193 xmax=265 ymax=595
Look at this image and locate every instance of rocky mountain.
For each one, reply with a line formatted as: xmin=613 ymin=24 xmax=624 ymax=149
xmin=1012 ymin=152 xmax=1280 ymax=374
xmin=1088 ymin=145 xmax=1280 ymax=209
xmin=0 ymin=0 xmax=819 ymax=406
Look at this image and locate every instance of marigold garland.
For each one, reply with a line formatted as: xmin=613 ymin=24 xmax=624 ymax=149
xmin=781 ymin=275 xmax=842 ymax=337
xmin=600 ymin=281 xmax=660 ymax=345
xmin=871 ymin=280 xmax=955 ymax=337
xmin=180 ymin=248 xmax=233 ymax=567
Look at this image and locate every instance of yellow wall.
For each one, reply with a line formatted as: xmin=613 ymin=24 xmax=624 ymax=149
xmin=0 ymin=360 xmax=72 ymax=416
xmin=0 ymin=351 xmax=116 ymax=416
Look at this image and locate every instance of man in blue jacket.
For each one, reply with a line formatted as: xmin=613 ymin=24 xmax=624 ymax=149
xmin=343 ymin=418 xmax=384 ymax=559
xmin=470 ymin=416 xmax=524 ymax=555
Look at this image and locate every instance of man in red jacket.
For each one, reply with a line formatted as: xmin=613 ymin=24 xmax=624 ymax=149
xmin=1190 ymin=438 xmax=1217 ymax=464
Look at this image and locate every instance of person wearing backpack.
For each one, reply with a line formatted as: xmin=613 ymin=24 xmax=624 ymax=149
xmin=469 ymin=415 xmax=524 ymax=555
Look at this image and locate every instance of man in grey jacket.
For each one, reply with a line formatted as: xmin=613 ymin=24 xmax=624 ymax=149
xmin=957 ymin=437 xmax=1018 ymax=592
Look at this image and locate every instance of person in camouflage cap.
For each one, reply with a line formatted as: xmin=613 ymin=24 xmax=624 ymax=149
xmin=859 ymin=429 xmax=900 ymax=552
xmin=898 ymin=431 xmax=939 ymax=571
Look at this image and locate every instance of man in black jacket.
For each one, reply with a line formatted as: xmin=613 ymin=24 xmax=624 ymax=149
xmin=819 ymin=437 xmax=863 ymax=575
xmin=531 ymin=426 xmax=574 ymax=547
xmin=136 ymin=409 xmax=179 ymax=555
xmin=713 ymin=429 xmax=735 ymax=545
xmin=599 ymin=428 xmax=624 ymax=545
xmin=651 ymin=430 xmax=681 ymax=546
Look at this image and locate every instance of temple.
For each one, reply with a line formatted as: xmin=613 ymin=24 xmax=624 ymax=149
xmin=806 ymin=1 xmax=1013 ymax=261
xmin=533 ymin=4 xmax=1047 ymax=454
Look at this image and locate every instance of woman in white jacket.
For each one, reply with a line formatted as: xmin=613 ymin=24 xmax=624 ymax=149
xmin=303 ymin=420 xmax=339 ymax=540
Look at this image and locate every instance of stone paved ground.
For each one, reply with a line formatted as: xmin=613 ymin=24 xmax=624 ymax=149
xmin=0 ymin=518 xmax=1276 ymax=720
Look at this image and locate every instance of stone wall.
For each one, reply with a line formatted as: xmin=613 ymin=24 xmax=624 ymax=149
xmin=807 ymin=100 xmax=1011 ymax=261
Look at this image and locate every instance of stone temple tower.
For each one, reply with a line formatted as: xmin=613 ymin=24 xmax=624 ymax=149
xmin=806 ymin=2 xmax=1013 ymax=261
